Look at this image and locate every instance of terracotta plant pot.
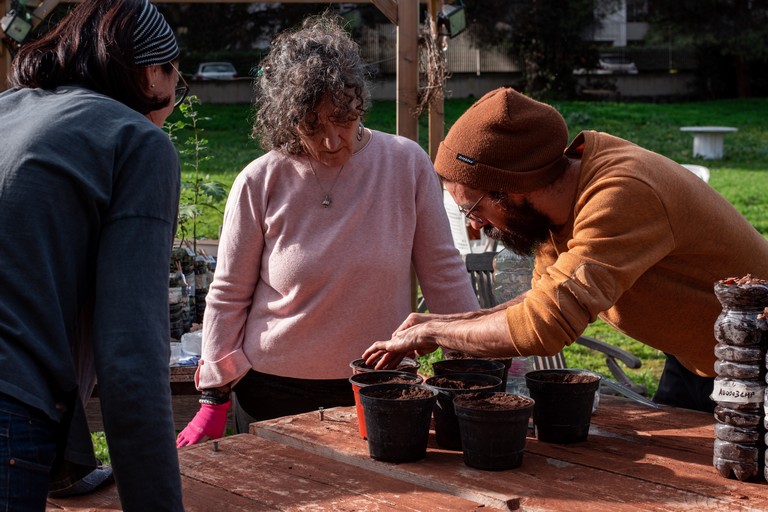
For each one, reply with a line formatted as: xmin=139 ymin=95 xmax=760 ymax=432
xmin=454 ymin=392 xmax=534 ymax=470
xmin=349 ymin=371 xmax=423 ymax=439
xmin=425 ymin=373 xmax=504 ymax=450
xmin=349 ymin=357 xmax=420 ymax=375
xmin=525 ymin=369 xmax=601 ymax=444
xmin=359 ymin=383 xmax=438 ymax=463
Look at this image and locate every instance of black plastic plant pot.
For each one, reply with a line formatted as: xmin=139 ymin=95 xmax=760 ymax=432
xmin=454 ymin=392 xmax=534 ymax=470
xmin=349 ymin=357 xmax=420 ymax=375
xmin=432 ymin=358 xmax=506 ymax=384
xmin=525 ymin=369 xmax=601 ymax=444
xmin=359 ymin=383 xmax=438 ymax=463
xmin=349 ymin=371 xmax=423 ymax=439
xmin=425 ymin=373 xmax=504 ymax=451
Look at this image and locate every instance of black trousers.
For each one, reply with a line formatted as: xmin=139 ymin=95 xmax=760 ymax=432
xmin=232 ymin=369 xmax=356 ymax=433
xmin=652 ymin=353 xmax=715 ymax=413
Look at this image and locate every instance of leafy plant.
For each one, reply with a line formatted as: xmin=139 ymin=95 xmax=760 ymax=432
xmin=165 ymin=96 xmax=229 ymax=251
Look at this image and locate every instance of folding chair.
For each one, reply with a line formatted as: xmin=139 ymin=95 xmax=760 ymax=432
xmin=464 ymin=252 xmax=647 ymax=396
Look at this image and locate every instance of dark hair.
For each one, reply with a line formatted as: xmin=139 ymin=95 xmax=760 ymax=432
xmin=9 ymin=0 xmax=172 ymax=114
xmin=253 ymin=13 xmax=371 ymax=154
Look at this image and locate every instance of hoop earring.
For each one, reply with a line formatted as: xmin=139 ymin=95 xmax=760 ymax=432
xmin=357 ymin=122 xmax=364 ymax=142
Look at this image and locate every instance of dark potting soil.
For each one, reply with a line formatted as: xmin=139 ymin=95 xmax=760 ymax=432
xmin=532 ymin=373 xmax=599 ymax=384
xmin=717 ymin=274 xmax=768 ymax=286
xmin=444 ymin=351 xmax=510 ymax=363
xmin=352 ymin=358 xmax=418 ymax=372
xmin=438 ymin=361 xmax=497 ymax=373
xmin=381 ymin=377 xmax=421 ymax=385
xmin=429 ymin=376 xmax=492 ymax=390
xmin=455 ymin=393 xmax=533 ymax=411
xmin=366 ymin=387 xmax=434 ymax=400
xmin=443 ymin=350 xmax=479 ymax=359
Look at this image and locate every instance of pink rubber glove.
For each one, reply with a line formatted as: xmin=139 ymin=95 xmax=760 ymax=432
xmin=176 ymin=401 xmax=231 ymax=447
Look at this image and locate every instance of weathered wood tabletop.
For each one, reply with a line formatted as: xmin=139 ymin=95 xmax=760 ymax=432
xmin=48 ymin=395 xmax=768 ymax=511
xmin=249 ymin=395 xmax=768 ymax=511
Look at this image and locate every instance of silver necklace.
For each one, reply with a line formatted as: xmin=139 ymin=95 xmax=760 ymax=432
xmin=307 ymin=158 xmax=345 ymax=208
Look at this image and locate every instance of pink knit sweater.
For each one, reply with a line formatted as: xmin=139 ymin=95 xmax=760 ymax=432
xmin=197 ymin=130 xmax=479 ymax=387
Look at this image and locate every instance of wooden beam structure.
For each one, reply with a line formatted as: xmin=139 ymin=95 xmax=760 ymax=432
xmin=1 ymin=0 xmax=443 ymax=147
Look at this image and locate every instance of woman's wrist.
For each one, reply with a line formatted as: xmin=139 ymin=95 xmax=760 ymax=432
xmin=199 ymin=386 xmax=231 ymax=406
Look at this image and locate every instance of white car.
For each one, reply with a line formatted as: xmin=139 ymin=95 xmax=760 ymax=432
xmin=192 ymin=62 xmax=238 ymax=81
xmin=574 ymin=55 xmax=638 ymax=75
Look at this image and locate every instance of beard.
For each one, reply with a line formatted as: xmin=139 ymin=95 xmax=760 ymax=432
xmin=483 ymin=196 xmax=554 ymax=256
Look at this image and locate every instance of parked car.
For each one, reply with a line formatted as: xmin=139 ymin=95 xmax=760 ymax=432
xmin=574 ymin=54 xmax=638 ymax=75
xmin=598 ymin=54 xmax=638 ymax=74
xmin=192 ymin=62 xmax=238 ymax=81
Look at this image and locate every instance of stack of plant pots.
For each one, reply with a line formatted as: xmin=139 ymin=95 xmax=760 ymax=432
xmin=711 ymin=275 xmax=768 ymax=482
xmin=193 ymin=253 xmax=214 ymax=323
xmin=425 ymin=373 xmax=503 ymax=450
xmin=349 ymin=370 xmax=423 ymax=439
xmin=168 ymin=269 xmax=186 ymax=341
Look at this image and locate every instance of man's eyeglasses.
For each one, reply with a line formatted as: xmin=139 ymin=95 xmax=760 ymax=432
xmin=171 ymin=63 xmax=189 ymax=108
xmin=459 ymin=192 xmax=486 ymax=223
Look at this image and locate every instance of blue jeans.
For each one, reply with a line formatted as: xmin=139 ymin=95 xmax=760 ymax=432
xmin=0 ymin=393 xmax=57 ymax=512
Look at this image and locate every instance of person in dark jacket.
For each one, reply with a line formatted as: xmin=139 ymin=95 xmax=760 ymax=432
xmin=0 ymin=1 xmax=186 ymax=509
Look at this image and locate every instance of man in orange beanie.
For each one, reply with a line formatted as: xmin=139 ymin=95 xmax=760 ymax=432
xmin=363 ymin=87 xmax=768 ymax=412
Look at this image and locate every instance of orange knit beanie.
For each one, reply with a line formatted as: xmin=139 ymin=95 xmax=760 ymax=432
xmin=435 ymin=87 xmax=569 ymax=193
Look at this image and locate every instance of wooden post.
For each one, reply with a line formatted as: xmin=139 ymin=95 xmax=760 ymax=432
xmin=395 ymin=0 xmax=419 ymax=143
xmin=427 ymin=0 xmax=445 ymax=162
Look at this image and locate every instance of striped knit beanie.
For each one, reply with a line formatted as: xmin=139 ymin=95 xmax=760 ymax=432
xmin=132 ymin=0 xmax=179 ymax=66
xmin=435 ymin=87 xmax=569 ymax=193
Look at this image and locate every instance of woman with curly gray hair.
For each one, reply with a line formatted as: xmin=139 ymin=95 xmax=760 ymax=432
xmin=177 ymin=14 xmax=479 ymax=445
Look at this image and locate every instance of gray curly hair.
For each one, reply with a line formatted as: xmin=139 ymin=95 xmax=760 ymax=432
xmin=253 ymin=14 xmax=371 ymax=154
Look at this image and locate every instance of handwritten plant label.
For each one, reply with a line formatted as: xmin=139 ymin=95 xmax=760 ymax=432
xmin=713 ymin=379 xmax=764 ymax=404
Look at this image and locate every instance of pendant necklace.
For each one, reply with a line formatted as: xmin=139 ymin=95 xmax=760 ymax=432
xmin=308 ymin=158 xmax=345 ymax=208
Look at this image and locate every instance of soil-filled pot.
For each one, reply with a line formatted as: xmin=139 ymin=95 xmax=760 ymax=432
xmin=525 ymin=369 xmax=601 ymax=444
xmin=454 ymin=392 xmax=534 ymax=471
xmin=359 ymin=383 xmax=438 ymax=463
xmin=349 ymin=371 xmax=424 ymax=439
xmin=349 ymin=357 xmax=420 ymax=375
xmin=432 ymin=358 xmax=506 ymax=384
xmin=443 ymin=350 xmax=513 ymax=388
xmin=425 ymin=373 xmax=504 ymax=450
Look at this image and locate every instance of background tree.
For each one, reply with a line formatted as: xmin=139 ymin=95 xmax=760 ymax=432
xmin=156 ymin=3 xmax=384 ymax=76
xmin=647 ymin=0 xmax=768 ymax=98
xmin=461 ymin=0 xmax=615 ymax=99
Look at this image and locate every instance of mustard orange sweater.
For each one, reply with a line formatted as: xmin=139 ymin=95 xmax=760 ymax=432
xmin=506 ymin=131 xmax=768 ymax=377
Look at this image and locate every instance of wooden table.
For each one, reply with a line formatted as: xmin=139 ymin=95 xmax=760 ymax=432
xmin=680 ymin=126 xmax=738 ymax=159
xmin=49 ymin=395 xmax=768 ymax=511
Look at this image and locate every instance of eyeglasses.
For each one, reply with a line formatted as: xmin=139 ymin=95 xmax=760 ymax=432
xmin=171 ymin=63 xmax=189 ymax=108
xmin=458 ymin=192 xmax=486 ymax=223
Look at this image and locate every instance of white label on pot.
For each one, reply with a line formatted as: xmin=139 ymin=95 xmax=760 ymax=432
xmin=713 ymin=379 xmax=764 ymax=404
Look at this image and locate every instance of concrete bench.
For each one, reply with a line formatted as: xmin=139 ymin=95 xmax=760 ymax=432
xmin=680 ymin=126 xmax=738 ymax=159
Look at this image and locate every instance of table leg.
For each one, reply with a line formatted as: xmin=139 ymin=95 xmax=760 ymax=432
xmin=693 ymin=133 xmax=725 ymax=159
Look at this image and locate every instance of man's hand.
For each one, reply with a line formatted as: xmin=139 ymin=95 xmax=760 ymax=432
xmin=363 ymin=319 xmax=441 ymax=370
